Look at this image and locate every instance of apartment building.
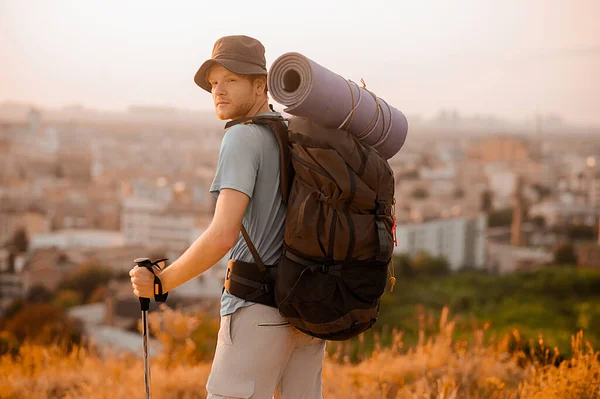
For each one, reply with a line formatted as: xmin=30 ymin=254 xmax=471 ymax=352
xmin=394 ymin=214 xmax=487 ymax=270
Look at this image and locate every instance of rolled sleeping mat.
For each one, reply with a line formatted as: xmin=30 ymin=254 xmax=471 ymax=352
xmin=267 ymin=52 xmax=408 ymax=159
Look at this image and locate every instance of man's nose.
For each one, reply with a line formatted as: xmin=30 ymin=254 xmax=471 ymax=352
xmin=213 ymin=81 xmax=226 ymax=96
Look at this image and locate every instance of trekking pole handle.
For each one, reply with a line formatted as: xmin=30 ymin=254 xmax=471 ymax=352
xmin=134 ymin=257 xmax=169 ymax=311
xmin=134 ymin=258 xmax=155 ymax=311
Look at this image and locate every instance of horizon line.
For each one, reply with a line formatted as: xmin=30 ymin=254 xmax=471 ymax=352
xmin=1 ymin=99 xmax=599 ymax=130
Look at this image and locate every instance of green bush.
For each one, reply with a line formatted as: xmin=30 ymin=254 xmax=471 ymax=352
xmin=531 ymin=215 xmax=546 ymax=228
xmin=0 ymin=331 xmax=19 ymax=357
xmin=412 ymin=251 xmax=450 ymax=276
xmin=10 ymin=227 xmax=29 ymax=253
xmin=53 ymin=290 xmax=83 ymax=309
xmin=554 ymin=243 xmax=578 ymax=265
xmin=2 ymin=303 xmax=83 ymax=347
xmin=58 ymin=262 xmax=114 ymax=303
xmin=411 ymin=187 xmax=429 ymax=199
xmin=392 ymin=253 xmax=415 ymax=278
xmin=25 ymin=285 xmax=54 ymax=303
xmin=373 ymin=266 xmax=600 ymax=358
xmin=565 ymin=225 xmax=596 ymax=240
xmin=487 ymin=207 xmax=513 ymax=227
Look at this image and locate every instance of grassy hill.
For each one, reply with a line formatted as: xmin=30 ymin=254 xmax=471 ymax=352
xmin=351 ymin=265 xmax=600 ymax=362
xmin=2 ymin=263 xmax=600 ymax=398
xmin=2 ymin=304 xmax=599 ymax=398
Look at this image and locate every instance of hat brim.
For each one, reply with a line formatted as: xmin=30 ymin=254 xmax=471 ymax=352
xmin=194 ymin=58 xmax=267 ymax=93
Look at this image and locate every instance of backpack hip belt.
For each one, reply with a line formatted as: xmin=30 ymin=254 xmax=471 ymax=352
xmin=224 ymin=258 xmax=278 ymax=308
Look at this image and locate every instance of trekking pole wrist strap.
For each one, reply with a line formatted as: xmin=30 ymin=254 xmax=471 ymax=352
xmin=152 ymin=272 xmax=168 ymax=303
xmin=134 ymin=257 xmax=169 ymax=303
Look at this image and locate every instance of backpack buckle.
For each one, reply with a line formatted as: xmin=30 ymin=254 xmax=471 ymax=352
xmin=376 ymin=198 xmax=387 ymax=220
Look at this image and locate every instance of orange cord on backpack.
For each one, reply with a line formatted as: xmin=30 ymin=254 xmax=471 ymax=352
xmin=392 ymin=223 xmax=397 ymax=246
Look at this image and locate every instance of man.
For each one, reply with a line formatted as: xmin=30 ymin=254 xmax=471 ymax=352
xmin=129 ymin=35 xmax=326 ymax=399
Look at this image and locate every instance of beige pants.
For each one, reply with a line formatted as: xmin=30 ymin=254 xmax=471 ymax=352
xmin=205 ymin=304 xmax=326 ymax=399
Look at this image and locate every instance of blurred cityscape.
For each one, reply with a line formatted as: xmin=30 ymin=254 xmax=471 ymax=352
xmin=0 ymin=101 xmax=599 ymax=356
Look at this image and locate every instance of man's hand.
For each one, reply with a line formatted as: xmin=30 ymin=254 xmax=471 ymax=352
xmin=129 ymin=266 xmax=156 ymax=298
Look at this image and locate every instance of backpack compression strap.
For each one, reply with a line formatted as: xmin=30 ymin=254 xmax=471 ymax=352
xmin=375 ymin=198 xmax=391 ymax=263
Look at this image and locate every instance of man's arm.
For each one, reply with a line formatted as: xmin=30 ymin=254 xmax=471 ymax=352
xmin=158 ymin=188 xmax=249 ymax=293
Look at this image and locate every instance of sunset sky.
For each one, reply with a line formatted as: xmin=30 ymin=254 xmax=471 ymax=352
xmin=1 ymin=0 xmax=599 ymax=125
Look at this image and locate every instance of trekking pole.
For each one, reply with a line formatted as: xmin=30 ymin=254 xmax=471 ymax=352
xmin=134 ymin=257 xmax=169 ymax=399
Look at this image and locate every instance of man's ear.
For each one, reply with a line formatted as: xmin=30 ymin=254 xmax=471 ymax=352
xmin=255 ymin=76 xmax=267 ymax=95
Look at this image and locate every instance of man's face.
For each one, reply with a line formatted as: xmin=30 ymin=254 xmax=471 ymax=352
xmin=206 ymin=64 xmax=259 ymax=120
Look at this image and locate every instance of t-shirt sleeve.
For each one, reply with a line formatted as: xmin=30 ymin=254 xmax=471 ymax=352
xmin=210 ymin=125 xmax=261 ymax=199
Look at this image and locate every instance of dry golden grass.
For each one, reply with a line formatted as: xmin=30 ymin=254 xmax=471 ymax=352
xmin=1 ymin=307 xmax=599 ymax=399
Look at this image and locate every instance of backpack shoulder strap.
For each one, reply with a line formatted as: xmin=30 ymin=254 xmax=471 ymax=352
xmin=224 ymin=113 xmax=293 ymax=206
xmin=259 ymin=117 xmax=293 ymax=207
xmin=224 ymin=116 xmax=258 ymax=129
xmin=223 ymin=112 xmax=293 ymax=269
xmin=240 ymin=224 xmax=266 ymax=272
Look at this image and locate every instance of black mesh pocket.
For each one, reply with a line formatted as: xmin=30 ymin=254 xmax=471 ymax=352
xmin=274 ymin=254 xmax=336 ymax=306
xmin=341 ymin=262 xmax=388 ymax=304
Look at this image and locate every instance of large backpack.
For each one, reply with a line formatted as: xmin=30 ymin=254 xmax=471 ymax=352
xmin=223 ymin=114 xmax=396 ymax=341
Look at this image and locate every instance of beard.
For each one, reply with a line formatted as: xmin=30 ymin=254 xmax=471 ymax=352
xmin=214 ymin=98 xmax=254 ymax=120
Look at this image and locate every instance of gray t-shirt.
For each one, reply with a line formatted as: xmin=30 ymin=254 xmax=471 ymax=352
xmin=210 ymin=111 xmax=286 ymax=317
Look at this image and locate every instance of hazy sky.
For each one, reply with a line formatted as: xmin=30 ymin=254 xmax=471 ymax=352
xmin=1 ymin=0 xmax=599 ymax=125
